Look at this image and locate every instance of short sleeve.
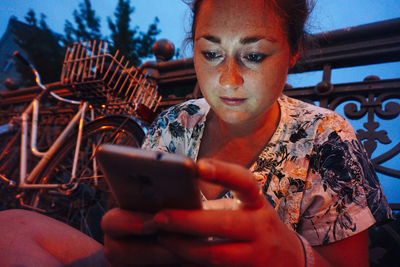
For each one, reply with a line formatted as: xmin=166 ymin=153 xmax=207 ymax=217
xmin=141 ymin=110 xmax=169 ymax=151
xmin=141 ymin=99 xmax=208 ymax=158
xmin=297 ymin=113 xmax=393 ymax=246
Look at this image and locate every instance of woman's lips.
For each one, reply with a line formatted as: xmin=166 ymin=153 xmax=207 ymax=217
xmin=220 ymin=97 xmax=247 ymax=106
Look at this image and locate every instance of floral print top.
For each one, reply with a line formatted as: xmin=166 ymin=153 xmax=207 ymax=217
xmin=142 ymin=94 xmax=393 ymax=246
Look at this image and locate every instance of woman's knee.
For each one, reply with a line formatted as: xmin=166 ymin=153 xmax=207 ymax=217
xmin=0 ymin=209 xmax=38 ymax=229
xmin=0 ymin=209 xmax=52 ymax=244
xmin=0 ymin=209 xmax=105 ymax=266
xmin=0 ymin=208 xmax=36 ymax=219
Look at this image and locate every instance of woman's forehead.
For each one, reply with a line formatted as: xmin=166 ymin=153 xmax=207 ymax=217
xmin=198 ymin=0 xmax=269 ymax=22
xmin=195 ymin=0 xmax=285 ymax=40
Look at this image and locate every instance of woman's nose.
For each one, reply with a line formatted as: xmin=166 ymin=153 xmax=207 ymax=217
xmin=219 ymin=58 xmax=244 ymax=89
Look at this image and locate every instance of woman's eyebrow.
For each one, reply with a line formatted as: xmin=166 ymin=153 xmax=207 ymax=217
xmin=240 ymin=35 xmax=277 ymax=44
xmin=195 ymin=35 xmax=277 ymax=44
xmin=196 ymin=35 xmax=221 ymax=43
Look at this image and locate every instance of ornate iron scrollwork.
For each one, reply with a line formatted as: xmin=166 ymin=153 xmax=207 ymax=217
xmin=325 ymin=86 xmax=400 ymax=179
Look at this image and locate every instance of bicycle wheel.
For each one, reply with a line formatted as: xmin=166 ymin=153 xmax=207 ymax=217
xmin=26 ymin=115 xmax=145 ymax=243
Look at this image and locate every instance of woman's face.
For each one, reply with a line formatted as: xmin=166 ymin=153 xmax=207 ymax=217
xmin=193 ymin=0 xmax=293 ymax=126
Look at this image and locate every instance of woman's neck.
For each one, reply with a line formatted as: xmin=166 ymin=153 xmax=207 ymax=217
xmin=199 ymin=101 xmax=281 ymax=165
xmin=198 ymin=101 xmax=281 ymax=200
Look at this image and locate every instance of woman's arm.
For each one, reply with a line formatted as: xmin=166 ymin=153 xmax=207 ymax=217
xmin=313 ymin=230 xmax=369 ymax=267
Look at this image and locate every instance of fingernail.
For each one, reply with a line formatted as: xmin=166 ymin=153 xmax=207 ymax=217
xmin=198 ymin=159 xmax=212 ymax=170
xmin=198 ymin=159 xmax=215 ymax=178
xmin=153 ymin=213 xmax=168 ymax=225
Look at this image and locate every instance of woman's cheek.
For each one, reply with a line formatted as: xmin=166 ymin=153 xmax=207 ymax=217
xmin=199 ymin=69 xmax=219 ymax=94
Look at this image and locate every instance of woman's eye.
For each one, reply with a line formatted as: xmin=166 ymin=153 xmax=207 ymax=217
xmin=201 ymin=51 xmax=221 ymax=61
xmin=245 ymin=53 xmax=267 ymax=63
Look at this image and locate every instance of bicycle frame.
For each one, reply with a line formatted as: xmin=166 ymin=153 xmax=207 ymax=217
xmin=19 ymin=98 xmax=88 ymax=189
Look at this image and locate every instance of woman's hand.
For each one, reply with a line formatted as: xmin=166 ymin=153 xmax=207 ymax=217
xmin=101 ymin=158 xmax=304 ymax=266
xmin=101 ymin=208 xmax=182 ymax=266
xmin=152 ymin=158 xmax=305 ymax=266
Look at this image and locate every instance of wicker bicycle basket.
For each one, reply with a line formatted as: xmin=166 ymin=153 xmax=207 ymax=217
xmin=60 ymin=40 xmax=162 ymax=116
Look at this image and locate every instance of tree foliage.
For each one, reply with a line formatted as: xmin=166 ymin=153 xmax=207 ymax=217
xmin=108 ymin=0 xmax=160 ymax=66
xmin=64 ymin=0 xmax=102 ymax=42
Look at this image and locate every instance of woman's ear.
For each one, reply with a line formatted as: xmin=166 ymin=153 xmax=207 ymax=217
xmin=289 ymin=52 xmax=299 ymax=68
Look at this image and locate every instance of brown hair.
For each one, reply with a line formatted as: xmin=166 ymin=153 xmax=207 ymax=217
xmin=184 ymin=0 xmax=312 ymax=55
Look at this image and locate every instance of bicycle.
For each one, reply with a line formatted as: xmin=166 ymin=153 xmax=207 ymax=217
xmin=0 ymin=40 xmax=162 ymax=242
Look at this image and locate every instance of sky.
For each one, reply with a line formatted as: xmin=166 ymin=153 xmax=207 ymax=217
xmin=1 ymin=0 xmax=400 ymax=60
xmin=0 ymin=0 xmax=399 ymax=202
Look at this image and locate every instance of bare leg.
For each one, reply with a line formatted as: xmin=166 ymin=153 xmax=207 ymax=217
xmin=0 ymin=209 xmax=106 ymax=267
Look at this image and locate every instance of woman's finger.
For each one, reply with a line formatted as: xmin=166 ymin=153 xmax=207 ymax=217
xmin=101 ymin=208 xmax=156 ymax=237
xmin=153 ymin=209 xmax=264 ymax=241
xmin=158 ymin=232 xmax=260 ymax=267
xmin=197 ymin=159 xmax=264 ymax=209
xmin=104 ymin=235 xmax=181 ymax=265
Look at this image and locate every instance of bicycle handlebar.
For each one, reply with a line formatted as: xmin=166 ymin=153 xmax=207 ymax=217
xmin=13 ymin=51 xmax=31 ymax=68
xmin=13 ymin=51 xmax=81 ymax=105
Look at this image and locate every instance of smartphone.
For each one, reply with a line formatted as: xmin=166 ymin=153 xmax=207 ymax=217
xmin=95 ymin=144 xmax=202 ymax=213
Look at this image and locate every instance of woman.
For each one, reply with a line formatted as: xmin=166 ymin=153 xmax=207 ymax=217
xmin=0 ymin=0 xmax=392 ymax=266
xmin=101 ymin=0 xmax=392 ymax=266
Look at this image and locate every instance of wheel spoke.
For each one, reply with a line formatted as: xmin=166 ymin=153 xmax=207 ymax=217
xmin=23 ymin=118 xmax=144 ymax=243
xmin=77 ymin=175 xmax=105 ymax=181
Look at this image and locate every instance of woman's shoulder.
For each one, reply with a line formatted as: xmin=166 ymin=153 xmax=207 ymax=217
xmin=279 ymin=94 xmax=342 ymax=120
xmin=158 ymin=98 xmax=210 ymax=122
xmin=143 ymin=98 xmax=209 ymax=153
xmin=279 ymin=94 xmax=355 ymax=140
